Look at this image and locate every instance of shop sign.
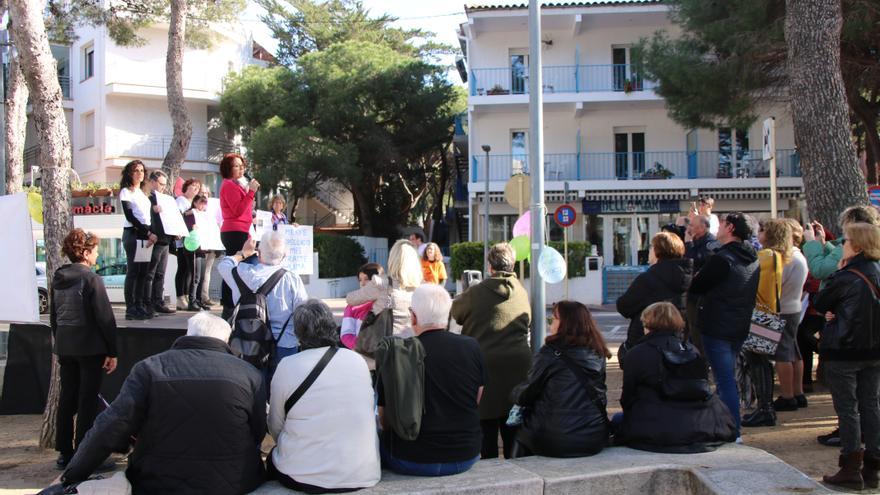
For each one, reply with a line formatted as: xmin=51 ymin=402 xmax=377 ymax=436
xmin=71 ymin=203 xmax=116 ymax=215
xmin=582 ymin=198 xmax=679 ymax=215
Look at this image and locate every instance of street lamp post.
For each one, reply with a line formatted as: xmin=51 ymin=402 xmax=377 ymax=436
xmin=528 ymin=0 xmax=546 ymax=350
xmin=482 ymin=144 xmax=491 ymax=275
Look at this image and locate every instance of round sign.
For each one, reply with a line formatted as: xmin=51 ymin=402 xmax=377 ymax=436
xmin=870 ymin=186 xmax=880 ymax=207
xmin=504 ymin=174 xmax=531 ymax=210
xmin=554 ymin=205 xmax=576 ymax=227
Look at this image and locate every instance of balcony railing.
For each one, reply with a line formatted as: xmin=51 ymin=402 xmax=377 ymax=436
xmin=59 ymin=75 xmax=70 ymax=99
xmin=113 ymin=135 xmax=239 ymax=164
xmin=469 ymin=64 xmax=659 ymax=97
xmin=471 ymin=150 xmax=800 ymax=182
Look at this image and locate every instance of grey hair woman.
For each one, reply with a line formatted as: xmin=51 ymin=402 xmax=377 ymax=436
xmin=293 ymin=299 xmax=340 ymax=350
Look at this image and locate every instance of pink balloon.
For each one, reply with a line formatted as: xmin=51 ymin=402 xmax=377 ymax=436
xmin=512 ymin=211 xmax=531 ymax=238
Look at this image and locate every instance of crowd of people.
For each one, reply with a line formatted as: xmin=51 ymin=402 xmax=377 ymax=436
xmin=41 ymin=159 xmax=880 ymax=494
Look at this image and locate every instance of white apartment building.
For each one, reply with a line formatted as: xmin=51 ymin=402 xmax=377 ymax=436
xmin=23 ymin=23 xmax=274 ymax=191
xmin=458 ymin=1 xmax=802 ymax=299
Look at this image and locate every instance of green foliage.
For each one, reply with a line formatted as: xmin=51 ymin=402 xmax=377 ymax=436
xmin=450 ymin=241 xmax=592 ymax=281
xmin=255 ymin=0 xmax=453 ymax=66
xmin=313 ymin=234 xmax=367 ymax=278
xmin=219 ymin=38 xmax=465 ymax=236
xmin=46 ymin=0 xmax=245 ymax=48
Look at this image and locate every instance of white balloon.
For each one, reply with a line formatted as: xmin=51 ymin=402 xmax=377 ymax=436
xmin=538 ymin=246 xmax=566 ymax=284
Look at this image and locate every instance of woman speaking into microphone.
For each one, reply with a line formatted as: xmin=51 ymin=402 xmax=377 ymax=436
xmin=218 ymin=153 xmax=260 ymax=318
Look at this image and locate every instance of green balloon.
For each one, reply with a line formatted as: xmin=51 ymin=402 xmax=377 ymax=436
xmin=510 ymin=235 xmax=530 ymax=262
xmin=184 ymin=230 xmax=200 ymax=251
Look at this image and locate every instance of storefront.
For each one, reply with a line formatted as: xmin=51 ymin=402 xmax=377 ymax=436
xmin=582 ymin=198 xmax=680 ymax=267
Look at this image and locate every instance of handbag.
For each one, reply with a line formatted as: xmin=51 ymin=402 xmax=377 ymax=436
xmin=743 ymin=252 xmax=785 ymax=356
xmin=354 ymin=302 xmax=394 ymax=359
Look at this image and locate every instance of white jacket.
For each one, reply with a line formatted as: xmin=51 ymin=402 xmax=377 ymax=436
xmin=269 ymin=347 xmax=380 ymax=490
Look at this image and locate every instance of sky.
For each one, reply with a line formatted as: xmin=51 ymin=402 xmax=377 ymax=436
xmin=241 ymin=0 xmax=469 ymax=82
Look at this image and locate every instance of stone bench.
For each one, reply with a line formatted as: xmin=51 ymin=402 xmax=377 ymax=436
xmin=250 ymin=444 xmax=831 ymax=495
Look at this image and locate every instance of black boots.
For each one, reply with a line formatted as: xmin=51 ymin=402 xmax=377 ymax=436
xmin=742 ymin=407 xmax=776 ymax=427
xmin=864 ymin=451 xmax=880 ymax=490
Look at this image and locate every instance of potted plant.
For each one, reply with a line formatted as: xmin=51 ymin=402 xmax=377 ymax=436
xmin=640 ymin=163 xmax=674 ymax=180
xmin=623 ymin=79 xmax=634 ymax=94
xmin=716 ymin=163 xmax=733 ymax=178
xmin=487 ymin=84 xmax=510 ymax=96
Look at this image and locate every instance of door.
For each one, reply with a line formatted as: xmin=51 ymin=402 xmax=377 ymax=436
xmin=614 ymin=132 xmax=645 ymax=179
xmin=510 ymin=51 xmax=528 ymax=94
xmin=612 ymin=48 xmax=627 ymax=91
xmin=511 ymin=130 xmax=528 ymax=175
xmin=603 ymin=215 xmax=655 ymax=266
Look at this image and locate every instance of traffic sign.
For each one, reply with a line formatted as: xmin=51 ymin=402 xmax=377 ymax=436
xmin=869 ymin=186 xmax=880 ymax=207
xmin=554 ymin=205 xmax=576 ymax=227
xmin=504 ymin=174 xmax=531 ymax=210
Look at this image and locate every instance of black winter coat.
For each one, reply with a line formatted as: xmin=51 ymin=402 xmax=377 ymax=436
xmin=511 ymin=343 xmax=608 ymax=457
xmin=814 ymin=254 xmax=880 ymax=361
xmin=62 ymin=336 xmax=267 ymax=495
xmin=618 ymin=331 xmax=737 ymax=453
xmin=617 ymin=258 xmax=693 ymax=347
xmin=51 ymin=263 xmax=117 ymax=357
xmin=685 ymin=233 xmax=720 ymax=272
xmin=690 ymin=241 xmax=760 ymax=343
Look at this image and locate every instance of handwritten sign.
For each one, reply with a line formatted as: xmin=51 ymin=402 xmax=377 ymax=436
xmin=193 ymin=210 xmax=225 ymax=250
xmin=280 ymin=224 xmax=314 ymax=275
xmin=207 ymin=198 xmax=223 ymax=227
xmin=156 ymin=193 xmax=188 ymax=236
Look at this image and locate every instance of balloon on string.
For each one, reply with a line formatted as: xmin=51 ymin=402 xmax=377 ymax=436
xmin=509 ymin=235 xmax=530 ymax=261
xmin=184 ymin=230 xmax=200 ymax=252
xmin=512 ymin=211 xmax=531 ymax=238
xmin=538 ymin=245 xmax=566 ymax=284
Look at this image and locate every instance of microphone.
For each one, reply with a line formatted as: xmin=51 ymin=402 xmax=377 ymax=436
xmin=243 ymin=171 xmax=253 ymax=181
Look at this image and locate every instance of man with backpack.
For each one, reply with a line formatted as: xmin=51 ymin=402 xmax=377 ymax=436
xmin=217 ymin=231 xmax=307 ymax=381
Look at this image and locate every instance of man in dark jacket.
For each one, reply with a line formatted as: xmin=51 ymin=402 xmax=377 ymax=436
xmin=56 ymin=313 xmax=266 ymax=495
xmin=144 ymin=170 xmax=175 ymax=315
xmin=685 ymin=215 xmax=720 ymax=272
xmin=450 ymin=242 xmax=532 ymax=459
xmin=688 ymin=212 xmax=759 ymax=438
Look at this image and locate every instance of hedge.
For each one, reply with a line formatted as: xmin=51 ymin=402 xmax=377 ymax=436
xmin=314 ymin=234 xmax=367 ymax=278
xmin=450 ymin=241 xmax=592 ymax=280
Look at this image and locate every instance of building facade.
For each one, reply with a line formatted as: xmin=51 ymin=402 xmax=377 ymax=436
xmin=458 ymin=1 xmax=802 ymax=284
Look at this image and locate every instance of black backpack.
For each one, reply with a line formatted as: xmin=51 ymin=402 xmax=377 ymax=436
xmin=228 ymin=266 xmax=288 ymax=368
xmin=653 ymin=340 xmax=712 ymax=402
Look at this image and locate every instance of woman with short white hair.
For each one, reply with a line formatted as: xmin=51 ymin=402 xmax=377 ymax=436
xmin=268 ymin=300 xmax=380 ymax=493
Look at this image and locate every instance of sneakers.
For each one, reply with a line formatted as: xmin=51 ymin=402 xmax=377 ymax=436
xmin=818 ymin=428 xmax=841 ymax=447
xmin=795 ymin=394 xmax=808 ymax=408
xmin=772 ymin=396 xmax=799 ymax=412
xmin=742 ymin=408 xmax=776 ymax=427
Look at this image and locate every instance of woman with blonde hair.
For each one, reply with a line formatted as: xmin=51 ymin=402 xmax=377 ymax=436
xmin=347 ymin=239 xmax=423 ymax=340
xmin=815 ymin=223 xmax=880 ymax=490
xmin=421 ymin=242 xmax=447 ymax=286
xmin=743 ymin=218 xmax=793 ymax=427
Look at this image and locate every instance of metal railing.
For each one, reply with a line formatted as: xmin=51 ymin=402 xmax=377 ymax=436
xmin=471 ymin=149 xmax=801 ymax=182
xmin=115 ymin=135 xmax=237 ymax=164
xmin=470 ymin=64 xmax=659 ymax=96
xmin=58 ymin=75 xmax=71 ymax=99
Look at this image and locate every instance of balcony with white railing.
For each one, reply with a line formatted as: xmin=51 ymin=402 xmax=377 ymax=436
xmin=108 ymin=135 xmax=239 ymax=164
xmin=469 ymin=64 xmax=659 ymax=98
xmin=471 ymin=149 xmax=801 ymax=182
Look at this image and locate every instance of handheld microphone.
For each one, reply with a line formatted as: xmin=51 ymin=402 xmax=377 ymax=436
xmin=243 ymin=171 xmax=253 ymax=181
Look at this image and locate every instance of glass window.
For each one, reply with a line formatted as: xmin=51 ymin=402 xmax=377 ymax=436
xmin=489 ymin=215 xmax=517 ymax=242
xmin=510 ymin=53 xmax=527 ymax=94
xmin=511 ymin=131 xmax=528 ymax=175
xmin=94 ymin=237 xmax=126 ymax=273
xmin=82 ymin=43 xmax=95 ymax=81
xmin=585 ymin=214 xmax=603 ymax=257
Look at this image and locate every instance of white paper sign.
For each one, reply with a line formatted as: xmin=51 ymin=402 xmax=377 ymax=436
xmin=193 ymin=210 xmax=225 ymax=250
xmin=280 ymin=225 xmax=314 ymax=275
xmin=0 ymin=193 xmax=39 ymax=323
xmin=156 ymin=193 xmax=188 ymax=236
xmin=134 ymin=240 xmax=154 ymax=262
xmin=762 ymin=117 xmax=775 ymax=160
xmin=253 ymin=210 xmax=273 ymax=240
xmin=207 ymin=198 xmax=223 ymax=227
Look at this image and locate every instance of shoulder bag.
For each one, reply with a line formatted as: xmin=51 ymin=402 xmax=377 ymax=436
xmin=743 ymin=252 xmax=785 ymax=355
xmin=355 ymin=284 xmax=396 ymax=359
xmin=284 ymin=346 xmax=338 ymax=415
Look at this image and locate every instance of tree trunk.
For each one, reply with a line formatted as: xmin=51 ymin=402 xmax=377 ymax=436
xmin=161 ymin=0 xmax=192 ymax=187
xmin=785 ymin=0 xmax=868 ymax=236
xmin=350 ymin=186 xmax=376 ymax=236
xmin=9 ymin=0 xmax=73 ymax=449
xmin=5 ymin=46 xmax=28 ymax=194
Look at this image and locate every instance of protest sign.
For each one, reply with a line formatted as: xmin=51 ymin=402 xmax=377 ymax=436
xmin=253 ymin=210 xmax=273 ymax=239
xmin=280 ymin=225 xmax=314 ymax=275
xmin=156 ymin=192 xmax=188 ymax=236
xmin=193 ymin=210 xmax=225 ymax=250
xmin=0 ymin=193 xmax=39 ymax=323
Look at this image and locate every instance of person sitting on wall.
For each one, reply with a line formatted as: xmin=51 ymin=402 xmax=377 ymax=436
xmin=378 ymin=284 xmax=487 ymax=476
xmin=48 ymin=313 xmax=267 ymax=495
xmin=615 ymin=302 xmax=737 ymax=453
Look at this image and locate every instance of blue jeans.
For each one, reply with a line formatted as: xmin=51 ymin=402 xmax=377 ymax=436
xmin=702 ymin=334 xmax=743 ymax=434
xmin=379 ymin=438 xmax=478 ymax=477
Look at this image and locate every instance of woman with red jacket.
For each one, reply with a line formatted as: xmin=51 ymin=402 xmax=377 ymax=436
xmin=218 ymin=153 xmax=260 ymax=316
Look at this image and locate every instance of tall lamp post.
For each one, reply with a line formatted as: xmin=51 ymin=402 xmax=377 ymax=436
xmin=528 ymin=0 xmax=546 ymax=350
xmin=482 ymin=144 xmax=491 ymax=275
